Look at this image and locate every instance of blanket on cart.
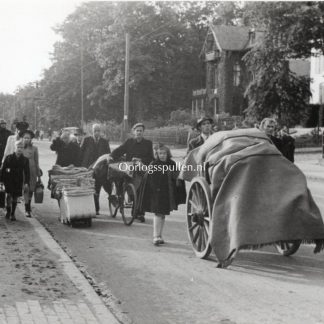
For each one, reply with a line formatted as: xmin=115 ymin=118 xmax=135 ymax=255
xmin=181 ymin=128 xmax=324 ymax=262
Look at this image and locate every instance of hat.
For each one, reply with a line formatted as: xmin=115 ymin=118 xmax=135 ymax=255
xmin=19 ymin=129 xmax=35 ymax=139
xmin=132 ymin=123 xmax=145 ymax=131
xmin=196 ymin=116 xmax=213 ymax=129
xmin=16 ymin=121 xmax=29 ymax=132
xmin=0 ymin=119 xmax=6 ymax=125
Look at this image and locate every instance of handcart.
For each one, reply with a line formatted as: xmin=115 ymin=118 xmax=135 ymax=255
xmin=181 ymin=128 xmax=324 ymax=268
xmin=48 ymin=166 xmax=96 ymax=227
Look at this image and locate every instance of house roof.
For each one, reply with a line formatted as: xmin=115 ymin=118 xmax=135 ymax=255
xmin=209 ymin=25 xmax=264 ymax=51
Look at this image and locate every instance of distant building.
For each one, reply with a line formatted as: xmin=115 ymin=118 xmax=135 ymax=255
xmin=192 ymin=25 xmax=313 ymax=124
xmin=192 ymin=25 xmax=264 ymax=120
xmin=310 ymin=51 xmax=324 ymax=105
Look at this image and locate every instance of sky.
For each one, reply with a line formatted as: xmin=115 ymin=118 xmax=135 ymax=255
xmin=0 ymin=0 xmax=80 ymax=94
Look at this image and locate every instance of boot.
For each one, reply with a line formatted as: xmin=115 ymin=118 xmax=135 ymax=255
xmin=94 ymin=194 xmax=100 ymax=215
xmin=11 ymin=202 xmax=17 ymax=221
xmin=5 ymin=207 xmax=11 ymax=219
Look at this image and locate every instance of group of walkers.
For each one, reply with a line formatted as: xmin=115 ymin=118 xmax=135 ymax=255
xmin=0 ymin=114 xmax=296 ymax=246
xmin=0 ymin=118 xmax=41 ymax=221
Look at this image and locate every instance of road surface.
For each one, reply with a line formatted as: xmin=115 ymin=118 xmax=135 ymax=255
xmin=33 ymin=140 xmax=324 ymax=324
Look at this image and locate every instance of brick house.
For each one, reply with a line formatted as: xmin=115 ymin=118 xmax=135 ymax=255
xmin=192 ymin=25 xmax=264 ymax=121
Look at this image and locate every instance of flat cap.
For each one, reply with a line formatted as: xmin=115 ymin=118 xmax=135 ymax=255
xmin=132 ymin=123 xmax=145 ymax=130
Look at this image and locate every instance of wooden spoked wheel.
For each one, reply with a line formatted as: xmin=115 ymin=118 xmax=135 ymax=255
xmin=275 ymin=240 xmax=301 ymax=256
xmin=120 ymin=183 xmax=136 ymax=226
xmin=186 ymin=177 xmax=212 ymax=259
xmin=108 ymin=181 xmax=119 ymax=218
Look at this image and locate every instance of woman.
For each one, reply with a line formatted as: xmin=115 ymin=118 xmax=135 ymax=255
xmin=20 ymin=129 xmax=41 ymax=217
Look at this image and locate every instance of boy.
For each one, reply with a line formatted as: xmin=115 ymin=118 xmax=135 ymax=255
xmin=1 ymin=140 xmax=30 ymax=221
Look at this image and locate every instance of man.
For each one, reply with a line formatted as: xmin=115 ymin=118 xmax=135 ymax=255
xmin=0 ymin=119 xmax=12 ymax=166
xmin=111 ymin=123 xmax=153 ymax=165
xmin=80 ymin=124 xmax=110 ymax=167
xmin=80 ymin=124 xmax=110 ymax=215
xmin=259 ymin=118 xmax=282 ymax=152
xmin=50 ymin=131 xmax=81 ymax=167
xmin=188 ymin=116 xmax=214 ymax=153
xmin=110 ymin=123 xmax=154 ymax=222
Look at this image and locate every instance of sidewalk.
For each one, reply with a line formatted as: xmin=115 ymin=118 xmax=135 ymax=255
xmin=0 ymin=208 xmax=119 ymax=324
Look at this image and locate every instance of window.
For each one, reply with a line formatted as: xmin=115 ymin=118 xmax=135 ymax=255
xmin=315 ymin=55 xmax=324 ymax=74
xmin=233 ymin=62 xmax=241 ymax=86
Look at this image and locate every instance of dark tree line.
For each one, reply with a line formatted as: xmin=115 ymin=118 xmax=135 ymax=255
xmin=0 ymin=2 xmax=323 ymax=129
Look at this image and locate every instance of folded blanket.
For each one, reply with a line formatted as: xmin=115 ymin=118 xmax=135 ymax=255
xmin=181 ymin=128 xmax=324 ymax=262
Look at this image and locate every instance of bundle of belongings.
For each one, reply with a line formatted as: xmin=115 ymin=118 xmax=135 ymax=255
xmin=48 ymin=165 xmax=95 ymax=221
xmin=180 ymin=128 xmax=324 ymax=263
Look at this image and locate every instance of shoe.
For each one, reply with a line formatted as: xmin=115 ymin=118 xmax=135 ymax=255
xmin=136 ymin=215 xmax=145 ymax=223
xmin=10 ymin=215 xmax=16 ymax=221
xmin=25 ymin=212 xmax=31 ymax=218
xmin=5 ymin=208 xmax=11 ymax=219
xmin=158 ymin=237 xmax=165 ymax=244
xmin=95 ymin=211 xmax=100 ymax=216
xmin=153 ymin=237 xmax=160 ymax=246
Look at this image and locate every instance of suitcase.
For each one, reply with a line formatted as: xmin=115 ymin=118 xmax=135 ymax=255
xmin=34 ymin=180 xmax=44 ymax=203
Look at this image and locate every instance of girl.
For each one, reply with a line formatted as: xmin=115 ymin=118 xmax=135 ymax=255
xmin=1 ymin=140 xmax=30 ymax=221
xmin=20 ymin=130 xmax=41 ymax=217
xmin=138 ymin=144 xmax=186 ymax=245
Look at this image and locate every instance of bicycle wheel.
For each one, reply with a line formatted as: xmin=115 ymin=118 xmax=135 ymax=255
xmin=120 ymin=183 xmax=136 ymax=226
xmin=108 ymin=181 xmax=119 ymax=218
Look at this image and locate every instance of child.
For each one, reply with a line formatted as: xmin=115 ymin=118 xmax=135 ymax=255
xmin=21 ymin=129 xmax=41 ymax=217
xmin=138 ymin=143 xmax=186 ymax=245
xmin=0 ymin=140 xmax=30 ymax=221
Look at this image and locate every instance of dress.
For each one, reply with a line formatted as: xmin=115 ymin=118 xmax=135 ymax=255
xmin=137 ymin=159 xmax=186 ymax=215
xmin=23 ymin=145 xmax=40 ymax=192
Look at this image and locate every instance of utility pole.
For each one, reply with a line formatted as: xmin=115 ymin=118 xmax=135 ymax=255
xmin=80 ymin=39 xmax=84 ymax=130
xmin=122 ymin=33 xmax=130 ymax=141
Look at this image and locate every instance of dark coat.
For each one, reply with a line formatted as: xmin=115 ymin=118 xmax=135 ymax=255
xmin=137 ymin=159 xmax=186 ymax=215
xmin=1 ymin=153 xmax=30 ymax=196
xmin=268 ymin=135 xmax=282 ymax=152
xmin=111 ymin=138 xmax=153 ymax=165
xmin=50 ymin=138 xmax=81 ymax=167
xmin=0 ymin=128 xmax=12 ymax=164
xmin=188 ymin=135 xmax=205 ymax=153
xmin=80 ymin=136 xmax=111 ymax=168
xmin=280 ymin=134 xmax=295 ymax=163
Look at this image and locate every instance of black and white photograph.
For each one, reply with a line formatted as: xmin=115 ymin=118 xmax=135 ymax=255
xmin=0 ymin=1 xmax=324 ymax=323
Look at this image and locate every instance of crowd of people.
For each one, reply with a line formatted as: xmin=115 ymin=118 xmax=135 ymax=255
xmin=0 ymin=115 xmax=296 ymax=245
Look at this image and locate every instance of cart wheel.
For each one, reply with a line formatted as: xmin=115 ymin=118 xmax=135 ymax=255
xmin=108 ymin=181 xmax=119 ymax=218
xmin=275 ymin=240 xmax=301 ymax=256
xmin=120 ymin=183 xmax=136 ymax=226
xmin=186 ymin=177 xmax=212 ymax=259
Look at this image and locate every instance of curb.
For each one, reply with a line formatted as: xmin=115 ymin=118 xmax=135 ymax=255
xmin=25 ymin=215 xmax=120 ymax=324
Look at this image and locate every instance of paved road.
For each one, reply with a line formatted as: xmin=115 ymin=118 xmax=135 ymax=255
xmin=34 ymin=141 xmax=324 ymax=324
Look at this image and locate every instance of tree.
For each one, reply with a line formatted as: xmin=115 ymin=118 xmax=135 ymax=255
xmin=243 ymin=2 xmax=324 ymax=125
